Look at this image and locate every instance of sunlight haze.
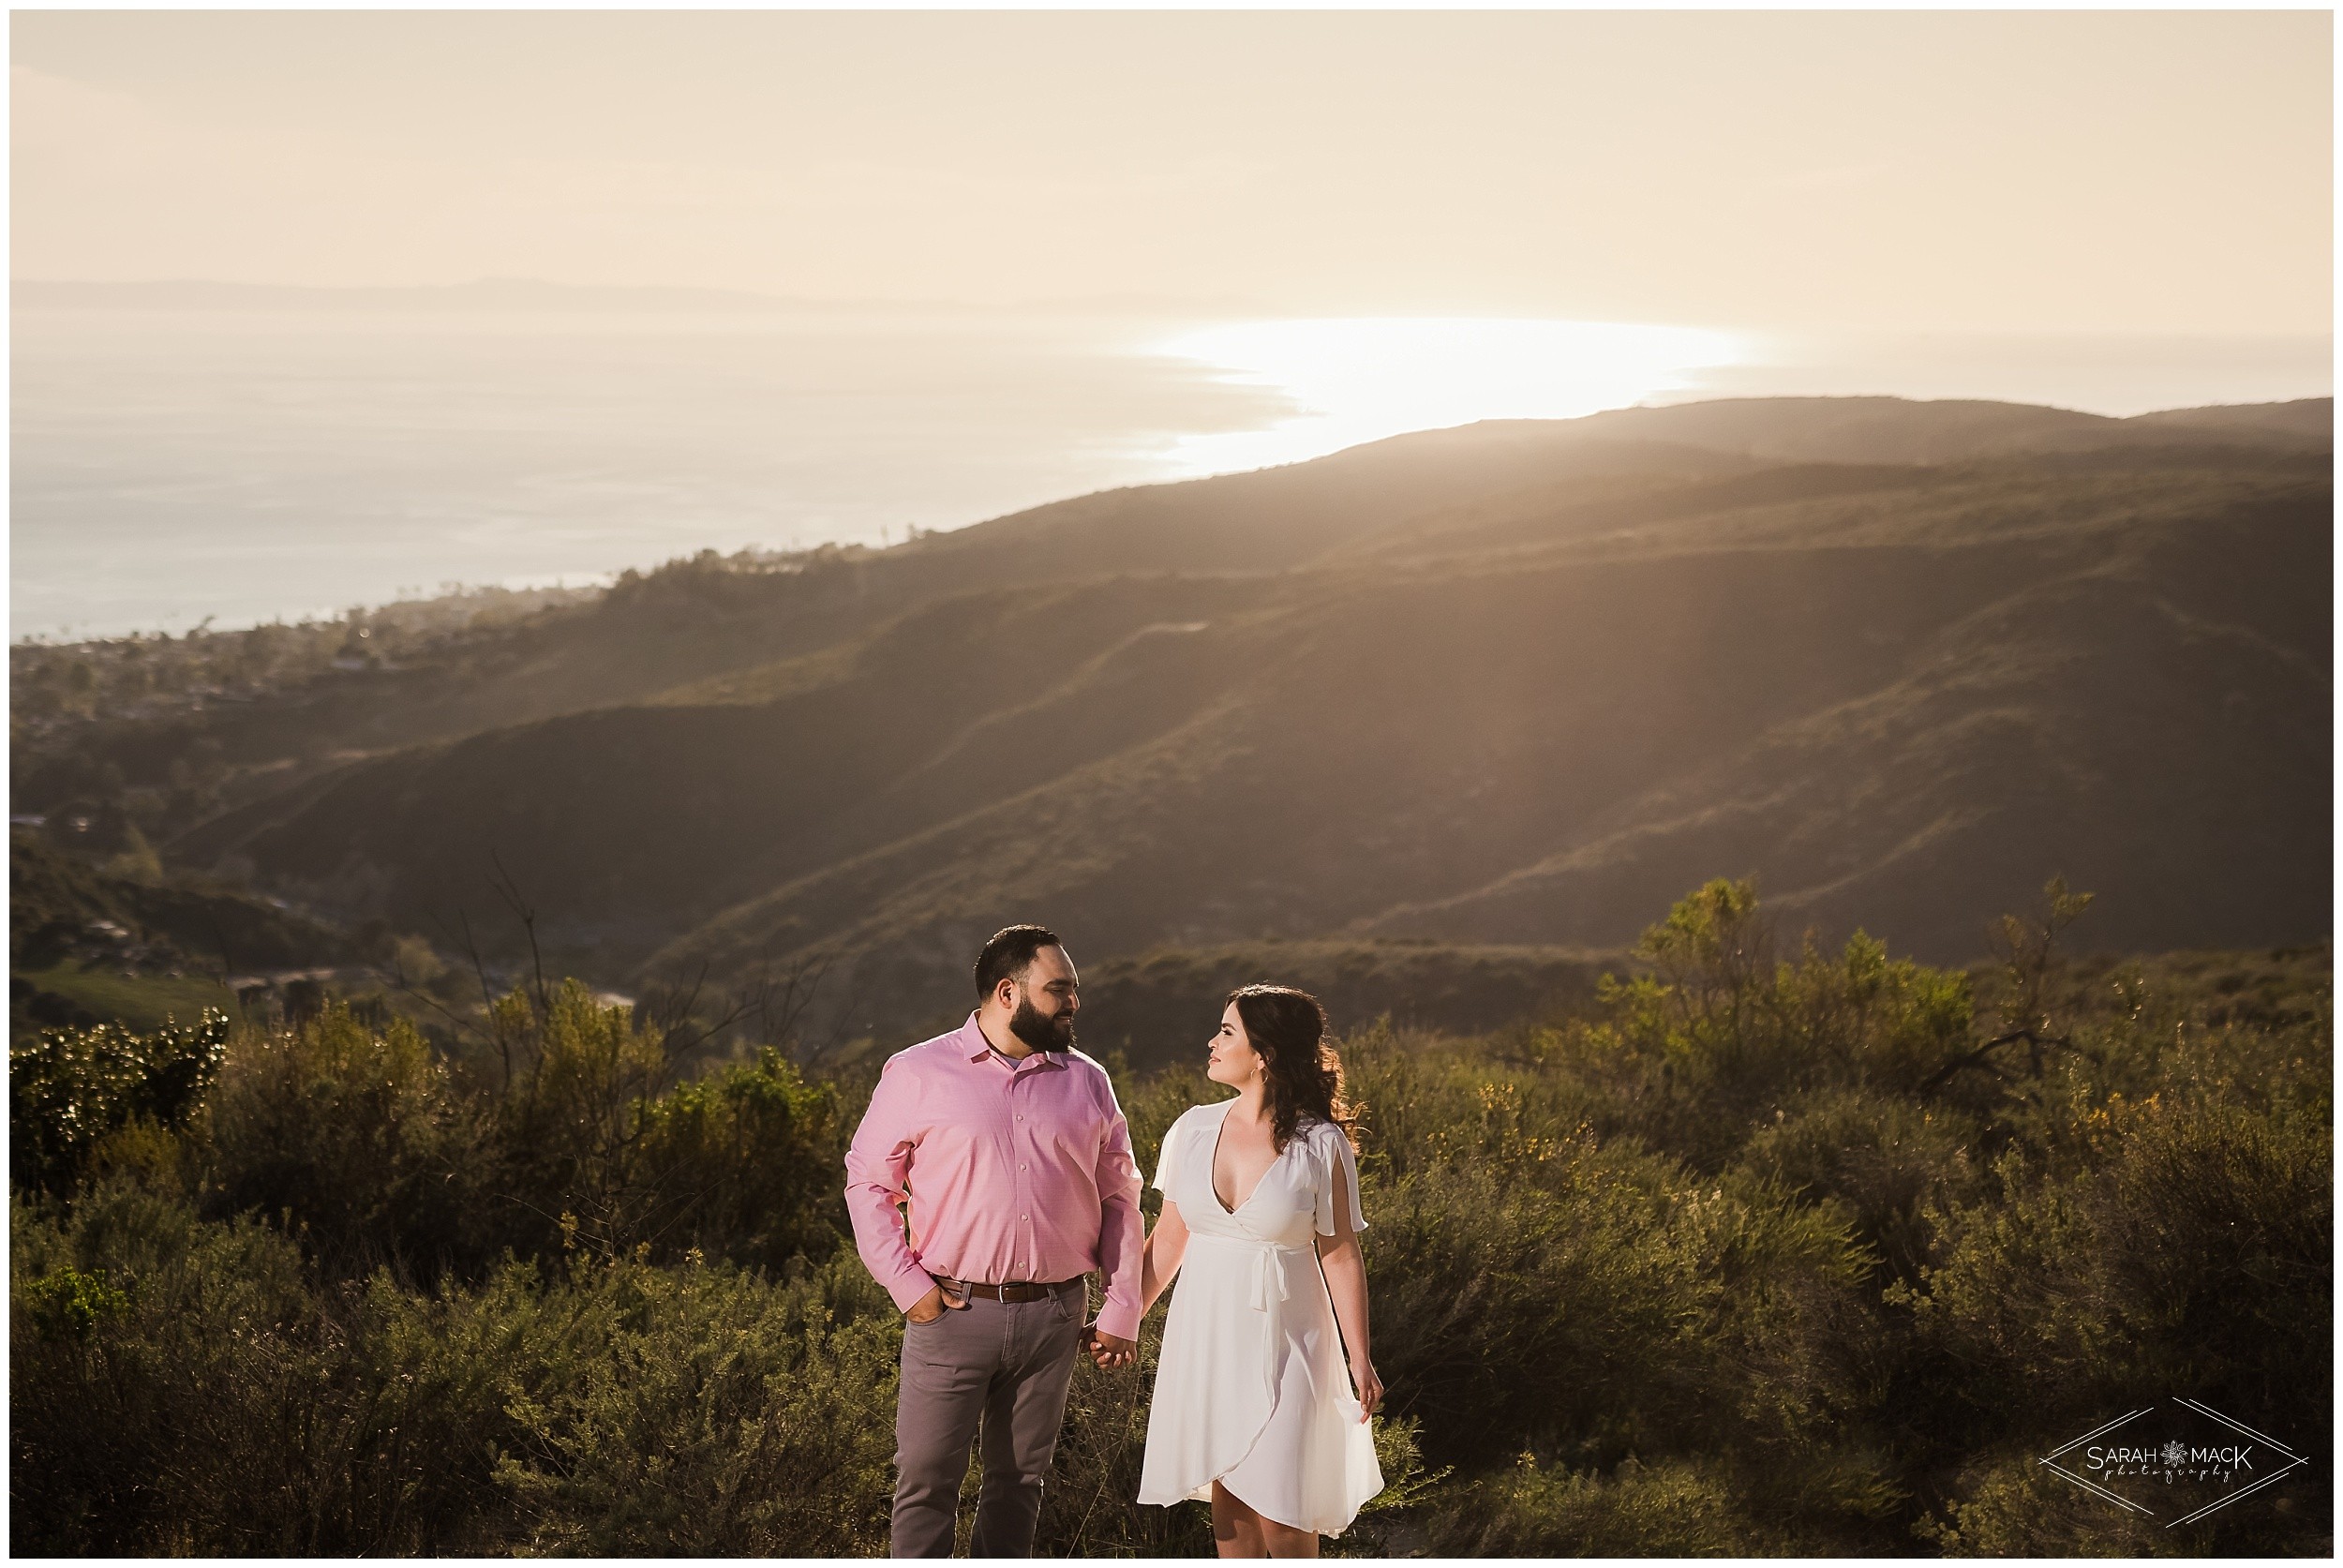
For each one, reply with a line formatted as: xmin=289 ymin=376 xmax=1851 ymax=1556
xmin=13 ymin=10 xmax=2330 ymax=333
xmin=1156 ymin=320 xmax=1747 ymax=474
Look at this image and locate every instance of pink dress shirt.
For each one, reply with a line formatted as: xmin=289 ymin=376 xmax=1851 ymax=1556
xmin=844 ymin=1013 xmax=1146 ymax=1341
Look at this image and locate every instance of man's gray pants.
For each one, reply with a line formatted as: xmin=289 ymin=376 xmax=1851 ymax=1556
xmin=891 ymin=1280 xmax=1086 ymax=1558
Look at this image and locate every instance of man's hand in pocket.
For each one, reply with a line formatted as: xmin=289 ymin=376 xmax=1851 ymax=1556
xmin=904 ymin=1280 xmax=970 ymax=1324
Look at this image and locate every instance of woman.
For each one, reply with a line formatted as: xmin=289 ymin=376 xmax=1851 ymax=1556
xmin=1135 ymin=985 xmax=1384 ymax=1557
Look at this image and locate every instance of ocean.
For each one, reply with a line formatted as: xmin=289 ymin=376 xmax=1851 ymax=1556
xmin=11 ymin=304 xmax=2327 ymax=640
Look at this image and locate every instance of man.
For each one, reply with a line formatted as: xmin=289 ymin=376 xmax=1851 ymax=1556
xmin=844 ymin=924 xmax=1143 ymax=1558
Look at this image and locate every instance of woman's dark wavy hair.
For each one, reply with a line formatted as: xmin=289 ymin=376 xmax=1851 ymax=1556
xmin=1225 ymin=984 xmax=1353 ymax=1154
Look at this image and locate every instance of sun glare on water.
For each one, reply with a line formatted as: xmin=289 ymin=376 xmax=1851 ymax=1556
xmin=1154 ymin=317 xmax=1744 ymax=476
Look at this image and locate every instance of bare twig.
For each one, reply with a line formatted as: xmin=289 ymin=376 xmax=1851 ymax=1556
xmin=437 ymin=906 xmax=513 ymax=1092
xmin=376 ymin=941 xmax=490 ymax=1051
xmin=1927 ymin=877 xmax=2095 ymax=1096
xmin=485 ymin=852 xmax=551 ymax=1021
xmin=1918 ymin=1026 xmax=2067 ymax=1092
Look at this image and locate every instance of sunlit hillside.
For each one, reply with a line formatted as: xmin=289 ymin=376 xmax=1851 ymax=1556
xmin=12 ymin=395 xmax=2330 ymax=1044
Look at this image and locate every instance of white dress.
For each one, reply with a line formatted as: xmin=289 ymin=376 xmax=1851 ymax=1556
xmin=1137 ymin=1100 xmax=1384 ymax=1536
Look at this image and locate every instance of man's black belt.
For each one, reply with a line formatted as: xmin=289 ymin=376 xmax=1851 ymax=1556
xmin=935 ymin=1277 xmax=1074 ymax=1303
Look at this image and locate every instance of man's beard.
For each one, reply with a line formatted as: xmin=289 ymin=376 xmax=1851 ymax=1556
xmin=1008 ymin=993 xmax=1075 ymax=1052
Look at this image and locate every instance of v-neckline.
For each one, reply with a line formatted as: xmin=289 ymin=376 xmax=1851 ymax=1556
xmin=1207 ymin=1102 xmax=1284 ymax=1216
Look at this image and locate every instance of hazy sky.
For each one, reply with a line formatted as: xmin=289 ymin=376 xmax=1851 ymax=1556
xmin=12 ymin=9 xmax=2332 ymax=336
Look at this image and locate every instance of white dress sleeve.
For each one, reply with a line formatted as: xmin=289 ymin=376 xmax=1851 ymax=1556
xmin=1151 ymin=1112 xmax=1186 ymax=1194
xmin=1311 ymin=1122 xmax=1366 ymax=1236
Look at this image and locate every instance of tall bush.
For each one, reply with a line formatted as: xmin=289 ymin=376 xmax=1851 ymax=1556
xmin=10 ymin=1010 xmax=229 ymax=1195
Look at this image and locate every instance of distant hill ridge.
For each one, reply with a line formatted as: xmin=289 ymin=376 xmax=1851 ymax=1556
xmin=11 ymin=278 xmax=1261 ymax=317
xmin=16 ymin=393 xmax=2324 ymax=1042
xmin=15 ymin=277 xmax=866 ymax=314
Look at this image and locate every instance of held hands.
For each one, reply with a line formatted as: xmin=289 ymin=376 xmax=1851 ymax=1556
xmin=1351 ymin=1360 xmax=1383 ymax=1421
xmin=1082 ymin=1322 xmax=1138 ymax=1369
xmin=907 ymin=1282 xmax=1139 ymax=1371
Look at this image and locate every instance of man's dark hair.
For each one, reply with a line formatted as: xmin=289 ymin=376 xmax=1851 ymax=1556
xmin=975 ymin=924 xmax=1063 ymax=1000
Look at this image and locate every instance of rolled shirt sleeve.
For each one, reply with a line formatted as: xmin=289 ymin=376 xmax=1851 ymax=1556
xmin=843 ymin=1055 xmax=940 ymax=1314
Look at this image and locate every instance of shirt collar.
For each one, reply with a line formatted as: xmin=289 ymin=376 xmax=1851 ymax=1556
xmin=959 ymin=1011 xmax=1064 ymax=1068
xmin=958 ymin=1013 xmax=992 ymax=1060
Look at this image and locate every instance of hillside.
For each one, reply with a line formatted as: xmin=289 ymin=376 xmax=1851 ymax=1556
xmin=9 ymin=829 xmax=353 ymax=976
xmin=20 ymin=395 xmax=2331 ymax=1041
xmin=1068 ymin=939 xmax=1611 ymax=1073
xmin=21 ymin=396 xmax=2324 ymax=785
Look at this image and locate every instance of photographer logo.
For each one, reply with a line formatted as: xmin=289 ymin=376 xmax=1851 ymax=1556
xmin=2039 ymin=1397 xmax=2306 ymax=1528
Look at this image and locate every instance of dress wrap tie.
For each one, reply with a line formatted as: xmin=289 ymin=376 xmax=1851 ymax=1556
xmin=1249 ymin=1242 xmax=1307 ymax=1312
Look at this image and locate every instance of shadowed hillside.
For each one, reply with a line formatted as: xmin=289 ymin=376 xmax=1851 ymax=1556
xmin=1064 ymin=939 xmax=1611 ymax=1075
xmin=17 ymin=395 xmax=2329 ymax=1040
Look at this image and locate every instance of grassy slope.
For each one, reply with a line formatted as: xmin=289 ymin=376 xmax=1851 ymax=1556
xmin=15 ymin=963 xmax=240 ymax=1032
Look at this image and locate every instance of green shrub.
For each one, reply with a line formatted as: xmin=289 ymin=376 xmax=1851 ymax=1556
xmin=1909 ymin=1097 xmax=2330 ymax=1431
xmin=627 ymin=1046 xmax=851 ymax=1271
xmin=11 ymin=1179 xmax=406 ymax=1554
xmin=1547 ymin=880 xmax=1977 ymax=1169
xmin=10 ymin=1010 xmax=228 ymax=1194
xmin=1364 ymin=1144 xmax=1703 ymax=1466
xmin=1735 ymin=1088 xmax=1982 ymax=1285
xmin=17 ymin=1262 xmax=129 ymax=1341
xmin=7 ymin=879 xmax=2326 ymax=1557
xmin=491 ymin=1253 xmax=899 ymax=1556
xmin=10 ymin=1183 xmax=903 ymax=1557
xmin=1427 ymin=1455 xmax=1746 ymax=1556
xmin=1903 ymin=1096 xmax=2332 ymax=1555
xmin=189 ymin=988 xmax=851 ymax=1281
xmin=203 ymin=999 xmax=484 ymax=1275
